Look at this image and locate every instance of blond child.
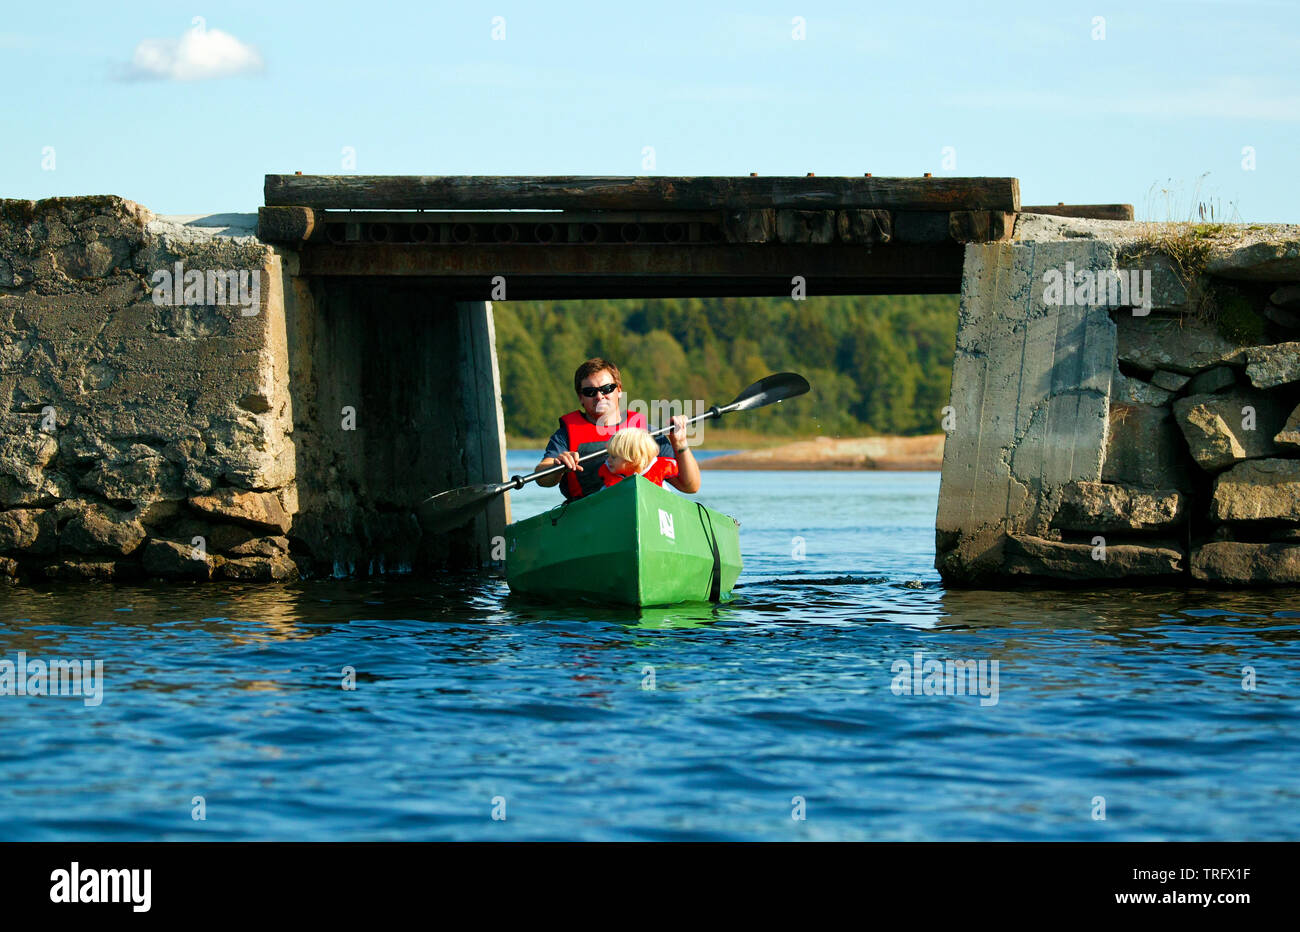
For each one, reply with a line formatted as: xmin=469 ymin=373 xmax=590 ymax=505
xmin=598 ymin=427 xmax=680 ymax=488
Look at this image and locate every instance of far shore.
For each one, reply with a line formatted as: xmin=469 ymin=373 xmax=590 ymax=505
xmin=699 ymin=434 xmax=945 ymax=470
xmin=507 ymin=432 xmax=946 ymax=470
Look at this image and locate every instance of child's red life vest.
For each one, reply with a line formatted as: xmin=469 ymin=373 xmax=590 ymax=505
xmin=598 ymin=456 xmax=679 ymax=489
xmin=558 ymin=409 xmax=651 ymax=500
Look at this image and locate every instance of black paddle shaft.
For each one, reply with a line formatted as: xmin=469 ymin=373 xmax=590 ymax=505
xmin=508 ymin=371 xmax=810 ymax=490
xmin=417 ymin=372 xmax=809 ymax=529
xmin=515 ymin=405 xmax=720 ymax=489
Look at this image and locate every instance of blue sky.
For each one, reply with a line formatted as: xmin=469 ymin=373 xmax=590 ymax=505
xmin=4 ymin=0 xmax=1298 ymax=219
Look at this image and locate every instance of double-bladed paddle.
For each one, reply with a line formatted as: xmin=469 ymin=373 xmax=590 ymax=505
xmin=417 ymin=371 xmax=810 ymax=533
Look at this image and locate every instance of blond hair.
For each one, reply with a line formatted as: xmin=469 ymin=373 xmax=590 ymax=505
xmin=606 ymin=427 xmax=658 ymax=473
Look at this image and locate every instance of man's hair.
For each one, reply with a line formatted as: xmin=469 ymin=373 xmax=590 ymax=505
xmin=574 ymin=357 xmax=621 ymax=396
xmin=606 ymin=427 xmax=658 ymax=472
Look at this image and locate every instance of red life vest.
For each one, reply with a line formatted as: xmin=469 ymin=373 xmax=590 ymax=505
xmin=598 ymin=456 xmax=679 ymax=489
xmin=558 ymin=409 xmax=649 ymax=500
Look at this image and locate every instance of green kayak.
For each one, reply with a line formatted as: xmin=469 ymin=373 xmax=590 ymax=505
xmin=505 ymin=476 xmax=742 ymax=607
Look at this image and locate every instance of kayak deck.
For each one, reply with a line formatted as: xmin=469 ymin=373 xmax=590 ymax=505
xmin=505 ymin=476 xmax=742 ymax=607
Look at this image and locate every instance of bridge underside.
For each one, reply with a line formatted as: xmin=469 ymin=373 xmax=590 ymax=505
xmin=293 ymin=243 xmax=965 ymax=298
xmin=256 ymin=175 xmax=1132 ymax=571
xmin=259 ymin=174 xmax=1031 ymax=299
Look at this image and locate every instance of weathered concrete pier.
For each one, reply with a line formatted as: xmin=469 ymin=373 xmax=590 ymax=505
xmin=2 ymin=176 xmax=1298 ymax=585
xmin=937 ymin=214 xmax=1300 ymax=585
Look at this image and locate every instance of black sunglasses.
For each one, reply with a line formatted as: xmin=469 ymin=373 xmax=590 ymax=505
xmin=579 ymin=382 xmax=619 ymax=398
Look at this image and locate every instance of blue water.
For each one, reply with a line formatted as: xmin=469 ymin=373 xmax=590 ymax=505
xmin=1 ymin=455 xmax=1297 ymax=840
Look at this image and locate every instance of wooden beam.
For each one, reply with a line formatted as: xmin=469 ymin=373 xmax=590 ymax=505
xmin=1023 ymin=204 xmax=1134 ymax=221
xmin=294 ymin=243 xmax=965 ymax=298
xmin=721 ymin=209 xmax=775 ymax=244
xmin=893 ymin=211 xmax=952 ymax=244
xmin=265 ymin=175 xmax=1021 ymax=212
xmin=948 ymin=210 xmax=1016 ymax=243
xmin=257 ymin=206 xmax=321 ymax=242
xmin=837 ymin=209 xmax=892 ymax=244
xmin=776 ymin=209 xmax=836 ymax=244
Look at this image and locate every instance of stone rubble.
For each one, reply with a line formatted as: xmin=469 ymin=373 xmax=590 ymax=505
xmin=938 ymin=214 xmax=1300 ymax=586
xmin=0 ymin=195 xmax=299 ymax=581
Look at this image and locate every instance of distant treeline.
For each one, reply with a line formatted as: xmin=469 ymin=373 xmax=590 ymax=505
xmin=494 ymin=294 xmax=959 ymax=439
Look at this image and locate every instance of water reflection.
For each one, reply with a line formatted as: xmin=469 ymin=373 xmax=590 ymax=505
xmin=1 ymin=568 xmax=1297 ymax=841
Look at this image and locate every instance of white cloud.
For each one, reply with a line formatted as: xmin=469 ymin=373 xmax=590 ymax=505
xmin=124 ymin=24 xmax=263 ymax=81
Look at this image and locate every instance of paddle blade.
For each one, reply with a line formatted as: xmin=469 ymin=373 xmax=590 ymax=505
xmin=727 ymin=372 xmax=811 ymax=412
xmin=417 ymin=482 xmax=510 ymax=533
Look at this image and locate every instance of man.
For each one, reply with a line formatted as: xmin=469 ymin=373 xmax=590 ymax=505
xmin=535 ymin=357 xmax=701 ymax=499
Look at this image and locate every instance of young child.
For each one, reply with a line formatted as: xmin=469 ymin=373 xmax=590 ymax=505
xmin=598 ymin=427 xmax=679 ymax=488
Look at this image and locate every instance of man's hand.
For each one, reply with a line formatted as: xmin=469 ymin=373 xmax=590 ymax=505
xmin=557 ymin=451 xmax=582 ymax=472
xmin=534 ymin=453 xmax=581 ymax=487
xmin=665 ymin=415 xmax=700 ymax=493
xmin=668 ymin=415 xmax=690 ymax=452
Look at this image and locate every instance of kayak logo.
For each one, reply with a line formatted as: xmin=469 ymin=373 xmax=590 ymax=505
xmin=658 ymin=509 xmax=675 ymax=540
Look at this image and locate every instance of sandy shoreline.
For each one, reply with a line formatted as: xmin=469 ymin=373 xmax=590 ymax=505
xmin=699 ymin=434 xmax=945 ymax=471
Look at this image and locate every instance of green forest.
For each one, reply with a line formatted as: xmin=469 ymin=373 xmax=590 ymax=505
xmin=494 ymin=294 xmax=959 ymax=440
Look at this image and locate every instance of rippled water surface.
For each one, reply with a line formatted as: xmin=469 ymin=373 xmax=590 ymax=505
xmin=2 ymin=455 xmax=1298 ymax=840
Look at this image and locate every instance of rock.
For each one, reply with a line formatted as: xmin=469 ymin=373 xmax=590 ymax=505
xmin=1186 ymin=366 xmax=1237 ymax=395
xmin=1270 ymin=284 xmax=1300 ymax=310
xmin=141 ymin=539 xmax=217 ymax=579
xmin=1118 ymin=252 xmax=1187 ymax=310
xmin=170 ymin=519 xmax=252 ymax=553
xmin=0 ymin=432 xmax=65 ymax=506
xmin=1191 ymin=541 xmax=1300 ymax=584
xmin=137 ymin=500 xmax=182 ymax=530
xmin=1003 ymin=534 xmax=1184 ymax=579
xmin=168 ymin=520 xmax=288 ymax=557
xmin=1102 ymin=404 xmax=1193 ymax=491
xmin=1263 ymin=303 xmax=1300 ymax=330
xmin=0 ymin=556 xmax=18 ymax=580
xmin=0 ymin=509 xmax=57 ymax=555
xmin=1172 ymin=390 xmax=1287 ymax=472
xmin=1243 ymin=342 xmax=1300 ymax=388
xmin=1269 ymin=527 xmax=1300 ymax=541
xmin=1116 ymin=315 xmax=1246 ymax=374
xmin=1051 ymin=481 xmax=1185 ymax=532
xmin=187 ymin=488 xmax=291 ymax=534
xmin=1277 ymin=404 xmax=1300 ymax=450
xmin=1207 ymin=241 xmax=1300 ymax=281
xmin=41 ymin=560 xmax=135 ymax=581
xmin=1112 ymin=369 xmax=1173 ymax=406
xmin=1178 ymin=404 xmax=1245 ymax=470
xmin=79 ymin=445 xmax=186 ymax=502
xmin=226 ymin=535 xmax=290 ymax=557
xmin=1151 ymin=370 xmax=1191 ymax=392
xmin=1211 ymin=459 xmax=1300 ymax=523
xmin=218 ymin=554 xmax=298 ymax=581
xmin=61 ymin=504 xmax=146 ymax=556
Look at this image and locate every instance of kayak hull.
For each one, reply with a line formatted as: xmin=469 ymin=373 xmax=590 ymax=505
xmin=505 ymin=476 xmax=742 ymax=607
